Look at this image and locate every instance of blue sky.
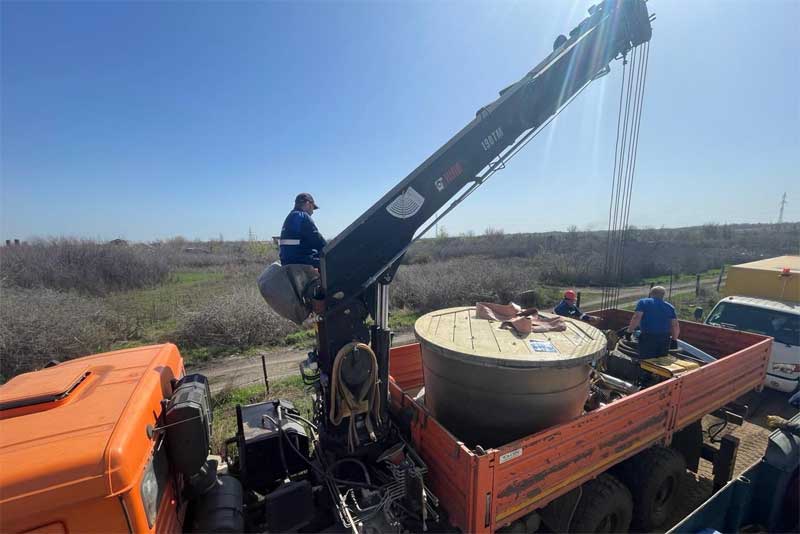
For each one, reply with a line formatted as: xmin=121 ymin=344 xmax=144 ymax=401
xmin=2 ymin=0 xmax=798 ymax=242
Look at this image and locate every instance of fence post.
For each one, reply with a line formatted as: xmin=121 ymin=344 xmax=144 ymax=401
xmin=668 ymin=270 xmax=673 ymax=299
xmin=576 ymin=291 xmax=581 ymax=308
xmin=716 ymin=265 xmax=726 ymax=292
xmin=695 ymin=274 xmax=701 ymax=296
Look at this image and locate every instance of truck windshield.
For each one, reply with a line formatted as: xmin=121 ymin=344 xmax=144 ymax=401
xmin=707 ymin=302 xmax=800 ymax=346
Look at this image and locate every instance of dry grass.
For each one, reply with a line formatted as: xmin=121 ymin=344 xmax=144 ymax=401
xmin=0 ymin=239 xmax=169 ymax=295
xmin=1 ymin=223 xmax=795 ymax=380
xmin=391 ymin=256 xmax=556 ymax=312
xmin=406 ymin=222 xmax=800 ymax=286
xmin=209 ymin=376 xmax=312 ymax=455
xmin=0 ymin=287 xmax=137 ymax=380
xmin=173 ymin=285 xmax=297 ymax=350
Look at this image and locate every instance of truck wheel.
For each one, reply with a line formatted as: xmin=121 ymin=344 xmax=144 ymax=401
xmin=570 ymin=474 xmax=632 ymax=533
xmin=616 ymin=446 xmax=685 ymax=530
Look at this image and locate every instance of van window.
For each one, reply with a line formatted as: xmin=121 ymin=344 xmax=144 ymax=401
xmin=707 ymin=302 xmax=800 ymax=346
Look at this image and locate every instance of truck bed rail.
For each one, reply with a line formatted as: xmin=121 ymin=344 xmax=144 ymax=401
xmin=388 ymin=309 xmax=771 ymax=533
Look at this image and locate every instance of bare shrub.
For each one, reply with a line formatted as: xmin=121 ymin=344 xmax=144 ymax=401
xmin=405 ymin=222 xmax=800 ymax=286
xmin=0 ymin=239 xmax=169 ymax=295
xmin=0 ymin=288 xmax=137 ymax=380
xmin=173 ymin=285 xmax=297 ymax=349
xmin=391 ymin=257 xmax=545 ymax=313
xmin=155 ymin=239 xmax=278 ymax=269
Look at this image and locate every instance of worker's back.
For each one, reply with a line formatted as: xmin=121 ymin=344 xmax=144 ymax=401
xmin=279 ymin=209 xmax=325 ymax=268
xmin=636 ymin=297 xmax=676 ymax=333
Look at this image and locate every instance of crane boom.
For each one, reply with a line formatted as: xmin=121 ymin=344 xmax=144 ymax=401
xmin=315 ymin=0 xmax=653 ymax=447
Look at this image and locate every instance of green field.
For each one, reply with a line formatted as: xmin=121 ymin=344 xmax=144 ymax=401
xmin=105 ymin=269 xmax=234 ymax=343
xmin=210 ymin=375 xmax=312 ymax=454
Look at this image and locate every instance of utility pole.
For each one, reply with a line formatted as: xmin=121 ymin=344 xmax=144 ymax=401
xmin=778 ymin=192 xmax=787 ymax=224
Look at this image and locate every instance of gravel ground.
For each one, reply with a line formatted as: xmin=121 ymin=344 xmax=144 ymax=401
xmin=660 ymin=387 xmax=798 ymax=532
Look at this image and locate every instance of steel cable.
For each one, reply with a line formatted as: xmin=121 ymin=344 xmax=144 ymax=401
xmin=601 ymin=41 xmax=650 ymax=310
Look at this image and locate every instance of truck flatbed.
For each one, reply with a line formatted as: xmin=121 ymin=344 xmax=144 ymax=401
xmin=388 ymin=309 xmax=771 ymax=533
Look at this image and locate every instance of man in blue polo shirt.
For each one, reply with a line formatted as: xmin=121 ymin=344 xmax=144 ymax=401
xmin=627 ymin=286 xmax=680 ymax=358
xmin=279 ymin=193 xmax=326 ymax=269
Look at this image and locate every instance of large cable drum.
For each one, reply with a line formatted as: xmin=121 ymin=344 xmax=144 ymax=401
xmin=414 ymin=306 xmax=606 ymax=447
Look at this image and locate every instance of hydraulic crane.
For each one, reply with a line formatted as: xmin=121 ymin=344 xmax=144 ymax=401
xmin=312 ymin=0 xmax=653 ymax=456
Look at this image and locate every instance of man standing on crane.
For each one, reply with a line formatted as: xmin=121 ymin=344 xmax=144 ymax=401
xmin=627 ymin=286 xmax=680 ymax=358
xmin=279 ymin=193 xmax=326 ymax=269
xmin=554 ymin=290 xmax=600 ymax=324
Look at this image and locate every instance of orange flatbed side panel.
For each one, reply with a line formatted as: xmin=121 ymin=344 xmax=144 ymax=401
xmin=390 ymin=345 xmax=485 ymax=533
xmin=674 ymin=337 xmax=771 ymax=429
xmin=492 ymin=380 xmax=676 ymax=526
xmin=388 ymin=343 xmax=425 ymax=390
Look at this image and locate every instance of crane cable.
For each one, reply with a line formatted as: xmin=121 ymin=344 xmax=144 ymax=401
xmin=601 ymin=41 xmax=650 ymax=311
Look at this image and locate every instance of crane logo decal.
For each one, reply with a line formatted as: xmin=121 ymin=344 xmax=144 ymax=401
xmin=386 ymin=187 xmax=425 ymax=219
xmin=434 ymin=161 xmax=464 ymax=192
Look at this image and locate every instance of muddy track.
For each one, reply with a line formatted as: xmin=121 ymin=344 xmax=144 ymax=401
xmin=191 ymin=330 xmax=416 ymax=394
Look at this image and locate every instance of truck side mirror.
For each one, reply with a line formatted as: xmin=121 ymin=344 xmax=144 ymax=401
xmin=694 ymin=307 xmax=704 ymax=321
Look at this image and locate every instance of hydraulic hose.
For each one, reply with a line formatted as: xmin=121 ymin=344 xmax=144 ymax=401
xmin=329 ymin=342 xmax=382 ymax=453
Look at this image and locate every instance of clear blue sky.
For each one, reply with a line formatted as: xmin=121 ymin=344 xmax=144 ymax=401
xmin=2 ymin=1 xmax=798 ymax=242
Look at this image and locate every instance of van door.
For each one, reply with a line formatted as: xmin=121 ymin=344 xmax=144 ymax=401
xmin=706 ymin=301 xmax=800 ymax=393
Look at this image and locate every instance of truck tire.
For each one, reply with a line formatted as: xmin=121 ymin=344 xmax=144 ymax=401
xmin=569 ymin=473 xmax=632 ymax=533
xmin=616 ymin=446 xmax=685 ymax=531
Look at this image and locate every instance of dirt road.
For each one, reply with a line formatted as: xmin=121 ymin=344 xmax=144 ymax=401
xmin=191 ymin=330 xmax=416 ymax=394
xmin=580 ymin=276 xmax=724 ymax=310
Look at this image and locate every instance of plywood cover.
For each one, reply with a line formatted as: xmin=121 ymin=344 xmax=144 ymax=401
xmin=415 ymin=306 xmax=606 ymax=368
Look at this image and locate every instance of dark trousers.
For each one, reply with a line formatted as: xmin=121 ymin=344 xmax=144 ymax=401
xmin=637 ymin=333 xmax=670 ymax=359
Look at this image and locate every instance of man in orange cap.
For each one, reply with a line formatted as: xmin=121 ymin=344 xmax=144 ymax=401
xmin=554 ymin=289 xmax=599 ymax=324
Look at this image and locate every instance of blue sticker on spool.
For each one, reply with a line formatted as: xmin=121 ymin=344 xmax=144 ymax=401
xmin=530 ymin=340 xmax=559 ymax=353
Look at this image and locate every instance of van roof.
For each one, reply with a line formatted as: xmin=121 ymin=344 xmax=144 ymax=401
xmin=734 ymin=255 xmax=800 ymax=272
xmin=0 ymin=344 xmax=183 ymax=523
xmin=719 ymin=295 xmax=800 ymax=314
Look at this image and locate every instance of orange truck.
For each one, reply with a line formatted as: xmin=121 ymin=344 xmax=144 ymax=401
xmin=0 ymin=311 xmax=771 ymax=533
xmin=1 ymin=2 xmax=785 ymax=532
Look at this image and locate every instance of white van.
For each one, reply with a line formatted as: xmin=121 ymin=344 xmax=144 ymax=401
xmin=706 ymin=296 xmax=800 ymax=392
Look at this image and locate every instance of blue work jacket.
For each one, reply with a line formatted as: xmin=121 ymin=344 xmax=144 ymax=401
xmin=279 ymin=210 xmax=326 ymax=268
xmin=554 ymin=299 xmax=588 ymax=320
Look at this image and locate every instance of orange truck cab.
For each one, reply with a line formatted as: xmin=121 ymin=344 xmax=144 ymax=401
xmin=0 ymin=345 xmax=193 ymax=533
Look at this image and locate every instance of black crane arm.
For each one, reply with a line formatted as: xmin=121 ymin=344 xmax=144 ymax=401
xmin=314 ymin=1 xmax=653 ymax=434
xmin=321 ymin=0 xmax=651 ymax=306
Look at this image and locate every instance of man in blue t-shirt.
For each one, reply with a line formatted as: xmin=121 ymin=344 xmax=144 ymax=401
xmin=279 ymin=193 xmax=326 ymax=269
xmin=627 ymin=285 xmax=680 ymax=358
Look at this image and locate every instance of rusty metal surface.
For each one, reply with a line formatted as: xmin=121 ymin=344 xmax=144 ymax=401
xmin=674 ymin=338 xmax=770 ymax=429
xmin=492 ymin=381 xmax=676 ymax=526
